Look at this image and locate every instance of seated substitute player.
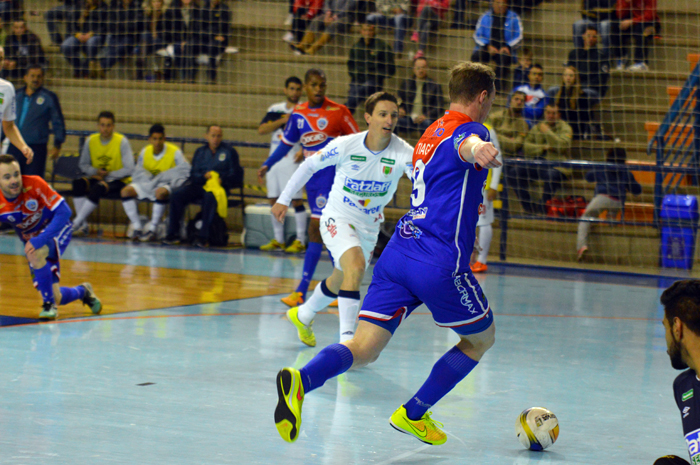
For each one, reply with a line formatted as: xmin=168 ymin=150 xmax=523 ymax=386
xmin=71 ymin=111 xmax=135 ymax=235
xmin=257 ymin=76 xmax=307 ymax=253
xmin=659 ymin=279 xmax=700 ymax=465
xmin=471 ymin=123 xmax=503 ymax=273
xmin=257 ymin=68 xmax=359 ymax=308
xmin=274 ymin=62 xmax=502 ymax=445
xmin=120 ymin=124 xmax=190 ymax=242
xmin=0 ymin=155 xmax=102 ymax=319
xmin=271 ymin=91 xmax=413 ymax=346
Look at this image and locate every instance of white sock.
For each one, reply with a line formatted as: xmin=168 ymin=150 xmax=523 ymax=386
xmin=338 ymin=294 xmax=360 ymax=342
xmin=122 ymin=199 xmax=142 ymax=229
xmin=297 ymin=280 xmax=336 ymax=325
xmin=74 ymin=200 xmax=98 ymax=227
xmin=151 ymin=203 xmax=166 ymax=230
xmin=270 ymin=213 xmax=284 ymax=243
xmin=72 ymin=197 xmax=87 ymax=219
xmin=477 ymin=224 xmax=493 ymax=264
xmin=294 ymin=209 xmax=307 ymax=244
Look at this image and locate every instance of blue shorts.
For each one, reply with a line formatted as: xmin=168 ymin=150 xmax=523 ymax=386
xmin=306 ymin=185 xmax=332 ymax=218
xmin=358 ymin=245 xmax=493 ymax=336
xmin=29 ymin=222 xmax=72 ymax=284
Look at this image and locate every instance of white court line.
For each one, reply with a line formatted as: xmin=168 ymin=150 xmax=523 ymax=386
xmin=375 ymin=444 xmax=431 ymax=465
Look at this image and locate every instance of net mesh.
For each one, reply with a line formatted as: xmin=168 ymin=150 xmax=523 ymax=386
xmin=8 ymin=0 xmax=699 ymax=274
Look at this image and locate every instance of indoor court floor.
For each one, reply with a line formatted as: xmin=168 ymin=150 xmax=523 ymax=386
xmin=0 ymin=235 xmax=692 ymax=464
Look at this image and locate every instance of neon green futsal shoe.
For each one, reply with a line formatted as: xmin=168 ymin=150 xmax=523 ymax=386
xmin=389 ymin=405 xmax=447 ymax=445
xmin=275 ymin=367 xmax=305 ymax=443
xmin=286 ymin=306 xmax=316 ymax=347
xmin=260 ymin=239 xmax=284 ymax=251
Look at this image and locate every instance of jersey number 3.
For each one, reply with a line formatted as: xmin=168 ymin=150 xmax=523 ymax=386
xmin=411 ymin=159 xmax=426 ymax=206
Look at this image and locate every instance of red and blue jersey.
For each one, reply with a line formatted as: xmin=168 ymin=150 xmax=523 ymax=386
xmin=275 ymin=97 xmax=359 ymax=190
xmin=387 ymin=111 xmax=491 ymax=275
xmin=0 ymin=176 xmax=66 ymax=244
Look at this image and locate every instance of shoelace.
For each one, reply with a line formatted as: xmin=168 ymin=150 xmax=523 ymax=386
xmin=423 ymin=411 xmax=444 ymax=429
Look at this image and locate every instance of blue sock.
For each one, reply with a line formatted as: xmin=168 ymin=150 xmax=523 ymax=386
xmin=299 ymin=343 xmax=354 ymax=393
xmin=59 ymin=286 xmax=86 ymax=306
xmin=32 ymin=263 xmax=55 ymax=304
xmin=404 ymin=347 xmax=479 ymax=420
xmin=296 ymin=241 xmax=323 ymax=298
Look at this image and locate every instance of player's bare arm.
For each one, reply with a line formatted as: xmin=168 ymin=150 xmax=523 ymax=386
xmin=459 ymin=136 xmax=501 ymax=169
xmin=258 ymin=114 xmax=290 ymax=135
xmin=2 ymin=120 xmax=33 ymax=164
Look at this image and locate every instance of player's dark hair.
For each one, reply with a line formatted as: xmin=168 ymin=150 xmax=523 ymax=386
xmin=0 ymin=154 xmax=18 ymax=166
xmin=365 ymin=92 xmax=398 ymax=116
xmin=24 ymin=63 xmax=44 ymax=76
xmin=304 ymin=68 xmax=326 ymax=84
xmin=662 ymin=280 xmax=700 ymax=335
xmin=206 ymin=124 xmax=222 ymax=133
xmin=149 ymin=124 xmax=165 ymax=136
xmin=512 ymin=90 xmax=526 ymax=100
xmin=285 ymin=76 xmax=302 ymax=87
xmin=413 ymin=56 xmax=428 ymax=66
xmin=449 ymin=62 xmax=495 ymax=105
xmin=606 ymin=147 xmax=627 ymax=165
xmin=97 ymin=111 xmax=115 ymax=123
xmin=585 ymin=25 xmax=599 ymax=34
xmin=519 ymin=47 xmax=533 ymax=58
xmin=531 ymin=64 xmax=543 ymax=72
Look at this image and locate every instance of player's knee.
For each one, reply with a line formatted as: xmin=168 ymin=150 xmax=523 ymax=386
xmin=120 ymin=186 xmax=131 ymax=198
xmin=155 ymin=189 xmax=169 ymax=202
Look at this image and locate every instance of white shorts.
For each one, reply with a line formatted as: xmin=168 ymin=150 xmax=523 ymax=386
xmin=477 ymin=197 xmax=494 ymax=227
xmin=131 ymin=178 xmax=186 ymax=201
xmin=267 ymin=155 xmax=303 ymax=200
xmin=320 ymin=213 xmax=378 ymax=271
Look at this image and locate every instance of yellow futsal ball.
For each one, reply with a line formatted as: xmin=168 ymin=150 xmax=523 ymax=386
xmin=515 ymin=407 xmax=559 ymax=451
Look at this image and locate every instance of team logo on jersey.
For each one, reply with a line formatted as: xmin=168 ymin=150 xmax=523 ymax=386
xmin=684 ymin=389 xmax=694 ymax=402
xmin=684 ymin=407 xmax=692 ymax=418
xmin=397 ymin=218 xmax=422 ymax=240
xmin=317 ymin=117 xmax=328 ymax=130
xmin=315 ymin=193 xmax=327 ymax=209
xmin=36 ymin=96 xmax=45 ymax=105
xmin=343 ymin=178 xmax=391 ymax=197
xmin=478 ymin=203 xmax=486 ymax=215
xmin=350 ymin=164 xmax=361 ymax=171
xmin=383 ymin=166 xmax=393 ymax=177
xmin=453 ymin=133 xmax=466 ymax=151
xmin=301 ymin=132 xmax=328 ymax=147
xmin=320 ymin=147 xmax=339 ymax=162
xmin=6 ymin=214 xmax=15 ymax=222
xmin=25 ymin=199 xmax=38 ymax=212
xmin=218 ymin=152 xmax=226 ymax=161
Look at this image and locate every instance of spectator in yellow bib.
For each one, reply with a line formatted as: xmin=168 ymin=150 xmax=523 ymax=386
xmin=71 ymin=111 xmax=134 ymax=234
xmin=120 ymin=124 xmax=190 ymax=242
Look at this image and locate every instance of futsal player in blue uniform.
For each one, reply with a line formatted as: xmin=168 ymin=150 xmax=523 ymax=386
xmin=274 ymin=62 xmax=501 ymax=445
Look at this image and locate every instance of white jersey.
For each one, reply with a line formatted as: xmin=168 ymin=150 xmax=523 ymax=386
xmin=477 ymin=126 xmax=503 ymax=227
xmin=0 ymin=78 xmax=16 ymax=140
xmin=278 ymin=131 xmax=414 ymax=228
xmin=266 ymin=101 xmax=301 ymax=159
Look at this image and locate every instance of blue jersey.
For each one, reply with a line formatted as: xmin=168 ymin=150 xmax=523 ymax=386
xmin=279 ymin=98 xmax=359 ymax=191
xmin=387 ymin=111 xmax=490 ymax=275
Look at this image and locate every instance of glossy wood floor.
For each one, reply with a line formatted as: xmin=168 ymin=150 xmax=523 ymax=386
xmin=0 ymin=235 xmax=691 ymax=464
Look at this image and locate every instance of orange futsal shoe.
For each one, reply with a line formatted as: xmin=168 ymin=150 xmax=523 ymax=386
xmin=470 ymin=261 xmax=488 ymax=273
xmin=281 ymin=291 xmax=304 ymax=307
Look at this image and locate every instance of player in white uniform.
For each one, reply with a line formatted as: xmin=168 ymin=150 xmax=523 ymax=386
xmin=471 ymin=124 xmax=503 ymax=273
xmin=0 ymin=47 xmax=34 ymax=166
xmin=257 ymin=76 xmax=307 ymax=253
xmin=271 ymin=92 xmax=413 ymax=345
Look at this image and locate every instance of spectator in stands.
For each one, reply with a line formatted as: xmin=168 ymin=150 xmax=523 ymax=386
xmin=61 ymin=0 xmax=107 ymax=79
xmin=396 ymin=56 xmax=444 ymax=135
xmin=0 ymin=0 xmax=21 ymax=24
xmin=471 ymin=0 xmax=523 ymax=91
xmin=162 ymin=125 xmax=243 ymax=248
xmin=413 ymin=0 xmax=449 ymax=59
xmin=293 ymin=0 xmax=356 ymax=56
xmin=284 ymin=0 xmax=323 ymax=48
xmin=345 ymin=22 xmax=395 ymax=116
xmin=567 ymin=26 xmax=610 ymax=98
xmin=71 ymin=111 xmax=134 ymax=235
xmin=3 ymin=20 xmax=47 ymax=80
xmin=509 ymin=104 xmax=572 ymax=213
xmin=546 ymin=66 xmax=594 ymax=140
xmin=572 ymin=0 xmax=614 ymax=57
xmin=121 ymin=124 xmax=190 ymax=242
xmin=8 ymin=65 xmax=65 ymax=178
xmin=576 ymin=147 xmax=641 ymax=261
xmin=486 ymin=90 xmax=529 ymax=157
xmin=136 ymin=0 xmax=166 ymax=81
xmin=512 ymin=46 xmax=532 ymax=89
xmin=366 ymin=0 xmax=409 ymax=55
xmin=450 ymin=0 xmax=478 ymax=29
xmin=513 ymin=63 xmax=546 ymax=126
xmin=611 ymin=0 xmax=659 ymax=71
xmin=204 ymin=0 xmax=230 ymax=83
xmin=99 ymin=0 xmax=145 ymax=78
xmin=508 ymin=0 xmax=544 ymax=15
xmin=45 ymin=0 xmax=82 ymax=46
xmin=164 ymin=0 xmax=206 ymax=82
